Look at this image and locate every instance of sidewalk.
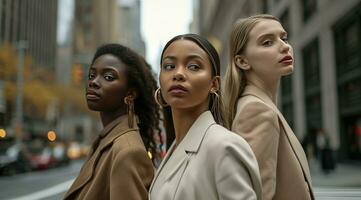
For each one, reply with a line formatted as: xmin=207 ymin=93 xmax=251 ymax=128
xmin=309 ymin=158 xmax=361 ymax=187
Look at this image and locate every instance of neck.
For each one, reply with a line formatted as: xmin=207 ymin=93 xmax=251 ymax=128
xmin=171 ymin=105 xmax=208 ymax=146
xmin=247 ymin=74 xmax=280 ymax=104
xmin=100 ymin=109 xmax=127 ymax=127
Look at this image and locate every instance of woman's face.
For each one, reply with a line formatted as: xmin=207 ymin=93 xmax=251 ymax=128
xmin=86 ymin=54 xmax=128 ymax=112
xmin=160 ymin=39 xmax=216 ymax=111
xmin=241 ymin=19 xmax=294 ymax=81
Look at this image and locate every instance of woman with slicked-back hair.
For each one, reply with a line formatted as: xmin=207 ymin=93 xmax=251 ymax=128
xmin=223 ymin=14 xmax=314 ymax=200
xmin=64 ymin=44 xmax=161 ymax=200
xmin=149 ymin=33 xmax=262 ymax=200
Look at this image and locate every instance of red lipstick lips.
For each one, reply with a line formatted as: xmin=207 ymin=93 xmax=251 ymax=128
xmin=279 ymin=55 xmax=293 ymax=65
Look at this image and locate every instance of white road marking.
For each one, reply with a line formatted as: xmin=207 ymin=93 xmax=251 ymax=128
xmin=8 ymin=179 xmax=74 ymax=200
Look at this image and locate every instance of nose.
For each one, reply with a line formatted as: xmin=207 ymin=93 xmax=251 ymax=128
xmin=280 ymin=40 xmax=291 ymax=53
xmin=173 ymin=67 xmax=186 ymax=81
xmin=88 ymin=76 xmax=100 ymax=88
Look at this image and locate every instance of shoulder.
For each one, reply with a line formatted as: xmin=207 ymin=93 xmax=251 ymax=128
xmin=237 ymin=95 xmax=275 ymax=116
xmin=234 ymin=96 xmax=279 ymax=131
xmin=111 ymin=130 xmax=147 ymax=157
xmin=204 ymin=125 xmax=255 ymax=161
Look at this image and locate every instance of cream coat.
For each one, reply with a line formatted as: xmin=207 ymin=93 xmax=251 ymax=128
xmin=64 ymin=115 xmax=154 ymax=200
xmin=232 ymin=85 xmax=314 ymax=200
xmin=149 ymin=111 xmax=262 ymax=200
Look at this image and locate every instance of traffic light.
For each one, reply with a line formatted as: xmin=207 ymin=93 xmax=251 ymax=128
xmin=47 ymin=130 xmax=56 ymax=142
xmin=72 ymin=63 xmax=84 ymax=86
xmin=0 ymin=128 xmax=6 ymax=138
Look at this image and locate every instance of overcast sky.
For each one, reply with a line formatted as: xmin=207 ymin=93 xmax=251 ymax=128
xmin=57 ymin=0 xmax=74 ymax=45
xmin=141 ymin=0 xmax=193 ymax=74
xmin=57 ymin=0 xmax=193 ymax=74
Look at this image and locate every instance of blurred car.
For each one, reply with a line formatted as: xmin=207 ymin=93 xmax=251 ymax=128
xmin=0 ymin=137 xmax=31 ymax=175
xmin=67 ymin=142 xmax=81 ymax=160
xmin=27 ymin=139 xmax=55 ymax=170
xmin=67 ymin=142 xmax=90 ymax=160
xmin=50 ymin=142 xmax=70 ymax=166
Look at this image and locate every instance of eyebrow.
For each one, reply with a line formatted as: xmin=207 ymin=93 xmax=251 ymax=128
xmin=162 ymin=54 xmax=206 ymax=62
xmin=89 ymin=66 xmax=119 ymax=72
xmin=257 ymin=31 xmax=288 ymax=42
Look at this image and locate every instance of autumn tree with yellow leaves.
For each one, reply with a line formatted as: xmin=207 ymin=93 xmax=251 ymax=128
xmin=0 ymin=43 xmax=89 ymax=127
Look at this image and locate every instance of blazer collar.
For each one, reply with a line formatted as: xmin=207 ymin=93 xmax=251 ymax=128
xmin=242 ymin=84 xmax=313 ymax=189
xmin=64 ymin=115 xmax=138 ymax=199
xmin=97 ymin=115 xmax=139 ymax=151
xmin=178 ymin=111 xmax=216 ymax=153
xmin=149 ymin=111 xmax=216 ymax=192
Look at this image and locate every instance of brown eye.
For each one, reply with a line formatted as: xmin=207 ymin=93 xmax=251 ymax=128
xmin=104 ymin=74 xmax=115 ymax=81
xmin=162 ymin=63 xmax=175 ymax=70
xmin=188 ymin=64 xmax=200 ymax=71
xmin=281 ymin=36 xmax=289 ymax=43
xmin=88 ymin=73 xmax=95 ymax=80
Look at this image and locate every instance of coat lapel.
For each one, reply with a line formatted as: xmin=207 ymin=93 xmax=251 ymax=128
xmin=149 ymin=111 xmax=216 ymax=193
xmin=242 ymin=85 xmax=312 ymax=186
xmin=64 ymin=115 xmax=138 ymax=199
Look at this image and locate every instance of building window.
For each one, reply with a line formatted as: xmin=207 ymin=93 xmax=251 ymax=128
xmin=262 ymin=0 xmax=268 ymax=13
xmin=302 ymin=0 xmax=317 ymax=22
xmin=334 ymin=2 xmax=361 ymax=115
xmin=281 ymin=74 xmax=293 ymax=128
xmin=334 ymin=20 xmax=360 ymax=77
xmin=280 ymin=8 xmax=291 ymax=38
xmin=303 ymin=38 xmax=320 ymax=90
xmin=281 ymin=96 xmax=294 ymax=128
xmin=302 ymin=37 xmax=322 ymax=132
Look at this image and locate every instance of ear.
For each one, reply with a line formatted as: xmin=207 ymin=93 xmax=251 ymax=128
xmin=210 ymin=76 xmax=221 ymax=92
xmin=126 ymin=88 xmax=138 ymax=99
xmin=234 ymin=55 xmax=250 ymax=70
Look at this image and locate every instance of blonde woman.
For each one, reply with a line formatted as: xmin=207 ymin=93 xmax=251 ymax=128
xmin=224 ymin=14 xmax=314 ymax=200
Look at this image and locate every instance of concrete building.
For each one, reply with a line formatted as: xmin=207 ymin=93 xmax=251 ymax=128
xmin=0 ymin=0 xmax=58 ymax=129
xmin=73 ymin=0 xmax=145 ymax=65
xmin=197 ymin=0 xmax=361 ymax=161
xmin=0 ymin=0 xmax=58 ymax=69
xmin=117 ymin=0 xmax=145 ymax=56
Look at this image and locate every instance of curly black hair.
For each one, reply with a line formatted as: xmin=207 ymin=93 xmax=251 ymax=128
xmin=92 ymin=43 xmax=162 ymax=160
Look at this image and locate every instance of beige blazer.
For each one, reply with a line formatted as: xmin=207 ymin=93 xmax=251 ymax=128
xmin=232 ymin=85 xmax=314 ymax=200
xmin=149 ymin=111 xmax=262 ymax=200
xmin=64 ymin=115 xmax=154 ymax=200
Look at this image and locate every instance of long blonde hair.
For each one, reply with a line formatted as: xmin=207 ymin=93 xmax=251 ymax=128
xmin=223 ymin=14 xmax=279 ymax=128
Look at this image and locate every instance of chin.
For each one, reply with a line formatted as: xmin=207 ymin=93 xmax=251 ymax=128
xmin=281 ymin=66 xmax=294 ymax=76
xmin=87 ymin=102 xmax=101 ymax=111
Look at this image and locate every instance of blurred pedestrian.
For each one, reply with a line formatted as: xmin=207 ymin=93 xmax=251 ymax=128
xmin=317 ymin=129 xmax=335 ymax=174
xmin=149 ymin=34 xmax=262 ymax=200
xmin=64 ymin=44 xmax=160 ymax=200
xmin=223 ymin=14 xmax=314 ymax=199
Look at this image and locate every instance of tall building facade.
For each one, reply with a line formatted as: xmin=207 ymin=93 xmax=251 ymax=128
xmin=0 ymin=0 xmax=58 ymax=68
xmin=73 ymin=0 xmax=145 ymax=77
xmin=117 ymin=0 xmax=145 ymax=56
xmin=0 ymin=0 xmax=58 ymax=128
xmin=197 ymin=0 xmax=361 ymax=161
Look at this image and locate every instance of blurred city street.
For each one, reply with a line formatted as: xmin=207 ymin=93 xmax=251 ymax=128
xmin=0 ymin=160 xmax=83 ymax=200
xmin=0 ymin=158 xmax=360 ymax=200
xmin=0 ymin=0 xmax=361 ymax=199
xmin=310 ymin=158 xmax=361 ymax=199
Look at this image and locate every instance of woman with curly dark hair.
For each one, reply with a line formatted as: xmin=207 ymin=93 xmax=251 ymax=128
xmin=64 ymin=43 xmax=161 ymax=200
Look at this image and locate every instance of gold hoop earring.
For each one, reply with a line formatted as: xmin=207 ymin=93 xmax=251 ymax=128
xmin=124 ymin=95 xmax=135 ymax=128
xmin=154 ymin=88 xmax=168 ymax=107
